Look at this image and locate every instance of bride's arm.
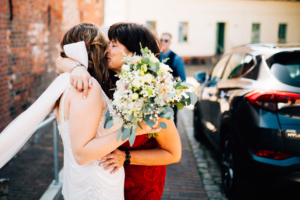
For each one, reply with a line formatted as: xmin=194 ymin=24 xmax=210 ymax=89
xmin=68 ymin=81 xmax=160 ymax=166
xmin=100 ymin=118 xmax=182 ymax=172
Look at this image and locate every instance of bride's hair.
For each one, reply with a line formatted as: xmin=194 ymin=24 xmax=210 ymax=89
xmin=60 ymin=22 xmax=113 ymax=99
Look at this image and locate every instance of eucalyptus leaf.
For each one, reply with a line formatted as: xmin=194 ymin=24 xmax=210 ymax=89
xmin=105 ymin=109 xmax=110 ymax=118
xmin=181 ymin=82 xmax=193 ymax=87
xmin=137 ymin=122 xmax=143 ymax=129
xmin=190 ymin=92 xmax=197 ymax=105
xmin=162 ymin=58 xmax=169 ymax=63
xmin=163 ymin=93 xmax=176 ymax=98
xmin=129 ymin=126 xmax=137 ymax=146
xmin=122 ymin=128 xmax=131 ymax=141
xmin=165 ymin=106 xmax=174 ymax=114
xmin=105 ymin=120 xmax=114 ymax=129
xmin=159 ymin=122 xmax=167 ymax=129
xmin=141 ymin=58 xmax=149 ymax=64
xmin=104 ymin=116 xmax=112 ymax=128
xmin=146 ymin=120 xmax=155 ymax=127
xmin=128 ymin=113 xmax=134 ymax=121
xmin=116 ymin=128 xmax=122 ymax=142
xmin=145 ymin=115 xmax=151 ymax=122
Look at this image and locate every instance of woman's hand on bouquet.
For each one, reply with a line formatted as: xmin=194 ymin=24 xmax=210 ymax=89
xmin=136 ymin=121 xmax=161 ymax=136
xmin=99 ymin=149 xmax=126 ymax=174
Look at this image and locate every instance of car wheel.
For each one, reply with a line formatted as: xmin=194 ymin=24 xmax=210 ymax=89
xmin=221 ymin=132 xmax=255 ymax=199
xmin=221 ymin=133 xmax=234 ymax=196
xmin=193 ymin=103 xmax=206 ymax=142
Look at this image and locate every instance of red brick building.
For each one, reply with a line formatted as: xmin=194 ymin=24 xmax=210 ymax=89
xmin=0 ymin=0 xmax=104 ymax=131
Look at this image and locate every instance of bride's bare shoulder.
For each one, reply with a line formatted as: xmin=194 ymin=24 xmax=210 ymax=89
xmin=68 ymin=78 xmax=105 ymax=105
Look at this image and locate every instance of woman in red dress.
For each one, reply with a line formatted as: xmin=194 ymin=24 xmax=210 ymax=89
xmin=55 ymin=22 xmax=182 ymax=200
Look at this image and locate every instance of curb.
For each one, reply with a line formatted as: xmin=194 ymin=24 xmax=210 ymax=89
xmin=40 ymin=168 xmax=64 ymax=200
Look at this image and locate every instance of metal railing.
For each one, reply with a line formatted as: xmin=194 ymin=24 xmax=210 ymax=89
xmin=35 ymin=115 xmax=60 ymax=186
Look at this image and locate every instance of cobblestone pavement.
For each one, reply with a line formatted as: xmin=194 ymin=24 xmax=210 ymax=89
xmin=0 ymin=126 xmax=64 ymax=200
xmin=162 ymin=115 xmax=208 ymax=200
xmin=180 ymin=108 xmax=228 ymax=200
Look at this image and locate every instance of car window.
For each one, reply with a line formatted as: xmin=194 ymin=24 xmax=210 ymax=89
xmin=267 ymin=51 xmax=300 ymax=87
xmin=241 ymin=55 xmax=255 ymax=75
xmin=222 ymin=54 xmax=245 ymax=79
xmin=211 ymin=54 xmax=230 ymax=82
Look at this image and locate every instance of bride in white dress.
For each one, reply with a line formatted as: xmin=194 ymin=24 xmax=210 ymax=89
xmin=56 ymin=23 xmax=160 ymax=200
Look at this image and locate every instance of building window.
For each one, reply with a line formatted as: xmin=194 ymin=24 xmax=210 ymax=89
xmin=146 ymin=21 xmax=156 ymax=32
xmin=278 ymin=24 xmax=287 ymax=43
xmin=251 ymin=23 xmax=260 ymax=43
xmin=179 ymin=22 xmax=188 ymax=42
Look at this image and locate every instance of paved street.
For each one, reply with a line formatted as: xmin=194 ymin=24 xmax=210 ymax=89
xmin=162 ymin=114 xmax=207 ymax=200
xmin=0 ymin=126 xmax=64 ymax=200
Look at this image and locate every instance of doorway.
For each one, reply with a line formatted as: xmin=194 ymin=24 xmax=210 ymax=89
xmin=216 ymin=23 xmax=225 ymax=55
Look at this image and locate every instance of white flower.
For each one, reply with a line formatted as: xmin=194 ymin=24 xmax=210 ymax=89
xmin=144 ymin=74 xmax=154 ymax=84
xmin=160 ymin=63 xmax=172 ymax=73
xmin=132 ymin=76 xmax=144 ymax=88
xmin=132 ymin=93 xmax=139 ymax=100
xmin=150 ymin=54 xmax=159 ymax=63
xmin=122 ymin=64 xmax=130 ymax=72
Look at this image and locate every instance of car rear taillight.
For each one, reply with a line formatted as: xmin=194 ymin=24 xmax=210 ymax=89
xmin=251 ymin=149 xmax=293 ymax=160
xmin=245 ymin=90 xmax=300 ymax=112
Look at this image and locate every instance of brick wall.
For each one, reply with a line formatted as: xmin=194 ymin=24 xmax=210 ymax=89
xmin=0 ymin=0 xmax=104 ymax=132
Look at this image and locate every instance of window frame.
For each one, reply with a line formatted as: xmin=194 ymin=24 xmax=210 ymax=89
xmin=220 ymin=53 xmax=257 ymax=80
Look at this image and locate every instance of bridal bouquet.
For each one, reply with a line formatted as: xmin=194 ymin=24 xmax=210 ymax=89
xmin=105 ymin=44 xmax=197 ymax=146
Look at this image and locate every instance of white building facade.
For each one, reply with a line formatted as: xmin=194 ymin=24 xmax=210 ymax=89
xmin=103 ymin=0 xmax=300 ymax=63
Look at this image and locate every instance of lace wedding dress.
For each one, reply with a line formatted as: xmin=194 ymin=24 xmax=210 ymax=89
xmin=58 ymin=84 xmax=124 ymax=200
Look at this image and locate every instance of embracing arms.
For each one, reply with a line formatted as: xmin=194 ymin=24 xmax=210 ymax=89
xmin=64 ymin=80 xmax=160 ymax=166
xmin=56 ymin=57 xmax=182 ymax=169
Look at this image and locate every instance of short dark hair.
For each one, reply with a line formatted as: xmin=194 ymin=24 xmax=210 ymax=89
xmin=108 ymin=22 xmax=161 ymax=57
xmin=162 ymin=32 xmax=172 ymax=39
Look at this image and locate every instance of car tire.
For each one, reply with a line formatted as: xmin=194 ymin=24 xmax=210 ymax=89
xmin=221 ymin=132 xmax=255 ymax=200
xmin=193 ymin=103 xmax=207 ymax=142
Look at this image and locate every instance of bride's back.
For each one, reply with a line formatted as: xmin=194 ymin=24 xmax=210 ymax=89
xmin=56 ymin=23 xmax=125 ymax=200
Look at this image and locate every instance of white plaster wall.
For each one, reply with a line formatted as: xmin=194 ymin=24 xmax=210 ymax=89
xmin=104 ymin=0 xmax=300 ymax=57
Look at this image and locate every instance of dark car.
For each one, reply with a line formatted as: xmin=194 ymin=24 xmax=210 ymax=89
xmin=193 ymin=43 xmax=300 ymax=199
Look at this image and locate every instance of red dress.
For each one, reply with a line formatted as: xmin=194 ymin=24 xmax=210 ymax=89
xmin=119 ymin=135 xmax=166 ymax=200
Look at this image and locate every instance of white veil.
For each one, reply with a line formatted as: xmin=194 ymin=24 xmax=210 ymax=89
xmin=0 ymin=41 xmax=88 ymax=168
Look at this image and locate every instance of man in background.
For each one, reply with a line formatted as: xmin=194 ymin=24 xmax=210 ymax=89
xmin=159 ymin=32 xmax=186 ymax=127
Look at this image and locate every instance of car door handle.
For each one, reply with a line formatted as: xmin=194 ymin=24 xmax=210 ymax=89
xmin=208 ymin=92 xmax=213 ymax=96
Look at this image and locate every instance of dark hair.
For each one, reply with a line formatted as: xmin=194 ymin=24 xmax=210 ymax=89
xmin=55 ymin=22 xmax=113 ymax=108
xmin=108 ymin=22 xmax=161 ymax=57
xmin=162 ymin=32 xmax=172 ymax=39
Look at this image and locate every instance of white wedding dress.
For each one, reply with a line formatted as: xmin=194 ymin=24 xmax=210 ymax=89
xmin=58 ymin=84 xmax=125 ymax=200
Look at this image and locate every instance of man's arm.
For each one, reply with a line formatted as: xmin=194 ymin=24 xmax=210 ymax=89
xmin=174 ymin=55 xmax=186 ymax=82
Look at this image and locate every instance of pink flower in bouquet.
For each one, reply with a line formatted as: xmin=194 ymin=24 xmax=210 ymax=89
xmin=165 ymin=73 xmax=173 ymax=83
xmin=118 ymin=79 xmax=129 ymax=91
xmin=130 ymin=55 xmax=142 ymax=65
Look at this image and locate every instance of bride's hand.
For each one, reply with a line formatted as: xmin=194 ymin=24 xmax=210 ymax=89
xmin=136 ymin=121 xmax=161 ymax=136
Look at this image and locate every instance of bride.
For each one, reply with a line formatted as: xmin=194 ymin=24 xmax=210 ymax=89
xmin=56 ymin=23 xmax=161 ymax=199
xmin=0 ymin=22 xmax=160 ymax=200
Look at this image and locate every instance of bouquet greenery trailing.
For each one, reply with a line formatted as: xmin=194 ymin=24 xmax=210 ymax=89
xmin=104 ymin=44 xmax=197 ymax=146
